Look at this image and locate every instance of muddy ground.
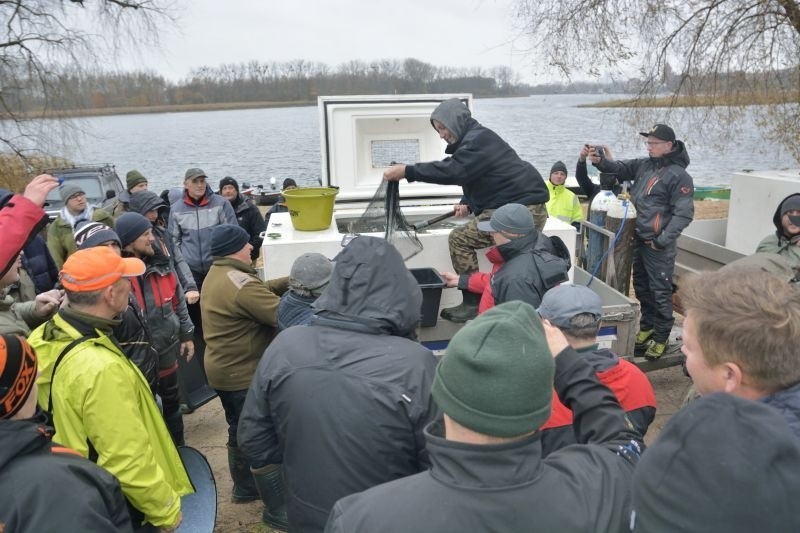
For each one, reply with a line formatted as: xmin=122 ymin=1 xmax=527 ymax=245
xmin=188 ymin=200 xmax=726 ymax=532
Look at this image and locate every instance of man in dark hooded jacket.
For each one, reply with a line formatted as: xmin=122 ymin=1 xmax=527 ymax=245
xmin=238 ymin=236 xmax=439 ymax=533
xmin=756 ymin=193 xmax=800 ymax=277
xmin=383 ymin=98 xmax=549 ymax=323
xmin=219 ymin=176 xmax=266 ymax=263
xmin=324 ymin=301 xmax=643 ymax=533
xmin=590 ymin=123 xmax=694 ymax=360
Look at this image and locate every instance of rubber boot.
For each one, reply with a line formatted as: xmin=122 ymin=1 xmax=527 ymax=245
xmin=227 ymin=446 xmax=259 ymax=503
xmin=440 ymin=290 xmax=480 ymax=323
xmin=252 ymin=464 xmax=289 ymax=531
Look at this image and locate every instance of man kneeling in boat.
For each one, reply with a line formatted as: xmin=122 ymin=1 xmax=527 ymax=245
xmin=438 ymin=203 xmax=568 ymax=319
xmin=383 ymin=97 xmax=549 ymax=323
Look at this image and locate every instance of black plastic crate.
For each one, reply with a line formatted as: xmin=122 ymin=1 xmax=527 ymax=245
xmin=409 ymin=268 xmax=445 ymax=327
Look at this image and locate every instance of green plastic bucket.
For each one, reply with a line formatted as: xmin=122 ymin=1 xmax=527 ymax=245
xmin=282 ymin=187 xmax=339 ymax=231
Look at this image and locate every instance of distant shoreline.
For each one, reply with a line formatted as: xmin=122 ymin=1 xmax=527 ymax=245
xmin=3 ymin=100 xmax=317 ymax=119
xmin=579 ymin=93 xmax=797 ymax=108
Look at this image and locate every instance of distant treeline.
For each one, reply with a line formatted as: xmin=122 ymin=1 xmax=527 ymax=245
xmin=4 ymin=57 xmax=795 ymax=116
xmin=3 ymin=58 xmax=531 ymax=113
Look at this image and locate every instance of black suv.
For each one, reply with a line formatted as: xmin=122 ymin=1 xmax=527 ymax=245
xmin=44 ymin=164 xmax=124 ymax=218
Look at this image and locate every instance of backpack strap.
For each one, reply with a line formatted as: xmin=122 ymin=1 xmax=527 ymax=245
xmin=46 ymin=335 xmax=94 ymax=418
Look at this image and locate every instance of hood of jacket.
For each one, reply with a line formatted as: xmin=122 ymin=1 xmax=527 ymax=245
xmin=129 ymin=190 xmax=166 ymax=216
xmin=651 ymin=139 xmax=690 ymax=169
xmin=771 ymin=192 xmax=800 ymax=239
xmin=430 ymin=98 xmax=473 ymax=143
xmin=0 ymin=418 xmax=49 ymax=471
xmin=496 ymin=230 xmax=540 ymax=262
xmin=313 ymin=236 xmax=422 ymax=337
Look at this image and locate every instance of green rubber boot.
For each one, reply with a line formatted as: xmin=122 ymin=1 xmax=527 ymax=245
xmin=227 ymin=445 xmax=259 ymax=503
xmin=644 ymin=341 xmax=668 ymax=360
xmin=440 ymin=290 xmax=480 ymax=323
xmin=252 ymin=464 xmax=289 ymax=531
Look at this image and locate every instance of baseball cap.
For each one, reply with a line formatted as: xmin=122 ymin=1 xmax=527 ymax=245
xmin=639 ymin=123 xmax=676 ymax=142
xmin=477 ymin=204 xmax=534 ymax=235
xmin=184 ymin=167 xmax=207 ymax=181
xmin=537 ymin=283 xmax=602 ymax=328
xmin=60 ymin=246 xmax=145 ymax=292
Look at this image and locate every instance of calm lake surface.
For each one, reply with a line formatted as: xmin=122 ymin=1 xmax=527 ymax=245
xmin=68 ymin=94 xmax=798 ymax=193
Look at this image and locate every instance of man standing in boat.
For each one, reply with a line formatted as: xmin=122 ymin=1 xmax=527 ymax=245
xmin=590 ymin=124 xmax=694 ymax=360
xmin=383 ymin=98 xmax=549 ymax=323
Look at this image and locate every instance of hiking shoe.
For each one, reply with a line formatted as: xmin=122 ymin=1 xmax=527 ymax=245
xmin=634 ymin=329 xmax=654 ymax=357
xmin=440 ymin=302 xmax=478 ymax=323
xmin=644 ymin=341 xmax=667 ymax=360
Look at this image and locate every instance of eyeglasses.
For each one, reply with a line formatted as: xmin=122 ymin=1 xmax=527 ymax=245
xmin=644 ymin=140 xmax=670 ymax=146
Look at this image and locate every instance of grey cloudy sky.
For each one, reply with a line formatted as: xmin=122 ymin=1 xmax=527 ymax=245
xmin=116 ymin=0 xmax=544 ymax=82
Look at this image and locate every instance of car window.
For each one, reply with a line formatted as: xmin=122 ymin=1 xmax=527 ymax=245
xmin=45 ymin=176 xmax=104 ymax=211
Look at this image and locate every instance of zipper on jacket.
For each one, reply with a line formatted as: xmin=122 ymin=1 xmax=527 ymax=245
xmin=645 ymin=176 xmax=660 ymax=195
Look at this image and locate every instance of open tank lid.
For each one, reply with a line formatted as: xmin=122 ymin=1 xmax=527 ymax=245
xmin=318 ymin=94 xmax=472 ymax=202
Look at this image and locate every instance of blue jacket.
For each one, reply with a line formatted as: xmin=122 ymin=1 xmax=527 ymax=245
xmin=21 ymin=235 xmax=59 ymax=294
xmin=763 ymin=381 xmax=800 ymax=439
xmin=276 ymin=290 xmax=317 ymax=330
xmin=167 ymin=186 xmax=236 ymax=276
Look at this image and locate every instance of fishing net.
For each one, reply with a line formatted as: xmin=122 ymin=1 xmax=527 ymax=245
xmin=345 ymin=181 xmax=423 ymax=260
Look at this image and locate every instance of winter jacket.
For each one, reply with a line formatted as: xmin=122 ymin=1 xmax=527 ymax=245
xmin=0 ymin=190 xmax=49 ymax=278
xmin=575 ymin=160 xmax=622 ymax=201
xmin=230 ymin=193 xmax=266 ymax=261
xmin=277 ymin=290 xmax=318 ymax=330
xmin=21 ymin=235 xmax=59 ymax=294
xmin=201 ymin=257 xmax=288 ymax=391
xmin=540 ymin=346 xmax=657 ymax=456
xmin=459 ymin=231 xmax=569 ymax=313
xmin=129 ymin=251 xmax=194 ymax=370
xmin=129 ymin=191 xmax=197 ymax=293
xmin=762 ymin=381 xmax=800 ymax=439
xmin=404 ymin=99 xmax=549 ymax=215
xmin=239 ymin=237 xmax=440 ymax=533
xmin=29 ymin=310 xmax=193 ymax=528
xmin=325 ymin=347 xmax=643 ymax=533
xmin=47 ymin=207 xmax=115 ymax=268
xmin=0 ymin=292 xmax=44 ymax=336
xmin=597 ymin=141 xmax=694 ymax=248
xmin=264 ymin=197 xmax=288 ymax=225
xmin=115 ymin=296 xmax=159 ymax=394
xmin=546 ymin=180 xmax=583 ymax=227
xmin=0 ymin=418 xmax=133 ymax=532
xmin=167 ymin=186 xmax=237 ymax=277
xmin=756 ymin=192 xmax=800 ymax=275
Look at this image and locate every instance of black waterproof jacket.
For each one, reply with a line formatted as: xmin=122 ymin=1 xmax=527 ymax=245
xmin=325 ymin=348 xmax=644 ymax=533
xmin=0 ymin=418 xmax=133 ymax=532
xmin=597 ymin=141 xmax=694 ymax=248
xmin=238 ymin=237 xmax=439 ymax=533
xmin=230 ymin=193 xmax=266 ymax=261
xmin=490 ymin=231 xmax=569 ymax=307
xmin=404 ymin=98 xmax=549 ymax=215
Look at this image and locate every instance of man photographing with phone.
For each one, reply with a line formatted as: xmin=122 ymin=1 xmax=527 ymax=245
xmin=588 ymin=124 xmax=694 ymax=360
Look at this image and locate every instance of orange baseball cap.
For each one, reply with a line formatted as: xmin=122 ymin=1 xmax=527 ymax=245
xmin=60 ymin=246 xmax=145 ymax=292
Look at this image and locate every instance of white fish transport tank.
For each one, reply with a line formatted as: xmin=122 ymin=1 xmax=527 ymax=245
xmin=262 ymin=94 xmax=577 ymax=343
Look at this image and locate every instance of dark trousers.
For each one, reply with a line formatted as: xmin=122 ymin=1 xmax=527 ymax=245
xmin=633 ymin=238 xmax=677 ymax=343
xmin=217 ymin=388 xmax=249 ymax=447
xmin=158 ymin=365 xmax=184 ymax=446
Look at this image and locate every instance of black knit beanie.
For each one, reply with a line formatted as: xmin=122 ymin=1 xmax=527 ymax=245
xmin=211 ymin=224 xmax=250 ymax=257
xmin=115 ymin=212 xmax=152 ymax=248
xmin=432 ymin=301 xmax=554 ymax=437
xmin=219 ymin=176 xmax=239 ymax=193
xmin=550 ymin=161 xmax=568 ymax=176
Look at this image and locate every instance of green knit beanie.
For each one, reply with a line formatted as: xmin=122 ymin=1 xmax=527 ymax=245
xmin=432 ymin=301 xmax=555 ymax=438
xmin=126 ymin=170 xmax=148 ymax=191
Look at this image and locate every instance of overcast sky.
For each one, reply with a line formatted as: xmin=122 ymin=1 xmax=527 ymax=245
xmin=114 ymin=0 xmax=546 ymax=83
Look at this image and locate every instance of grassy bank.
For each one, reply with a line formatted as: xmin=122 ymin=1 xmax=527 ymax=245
xmin=580 ymin=92 xmax=798 ymax=108
xmin=0 ymin=154 xmax=71 ymax=191
xmin=2 ymin=100 xmax=316 ymax=120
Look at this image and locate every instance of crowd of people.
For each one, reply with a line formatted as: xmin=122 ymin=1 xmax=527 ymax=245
xmin=0 ymin=98 xmax=798 ymax=533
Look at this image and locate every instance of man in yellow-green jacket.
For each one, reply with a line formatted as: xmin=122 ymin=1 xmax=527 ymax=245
xmin=29 ymin=246 xmax=193 ymax=531
xmin=545 ymin=161 xmax=583 ymax=230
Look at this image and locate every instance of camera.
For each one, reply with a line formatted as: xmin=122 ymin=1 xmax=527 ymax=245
xmin=594 ymin=146 xmax=605 ymax=158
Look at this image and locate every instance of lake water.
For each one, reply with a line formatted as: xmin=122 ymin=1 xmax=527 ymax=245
xmin=68 ymin=94 xmax=798 ymax=193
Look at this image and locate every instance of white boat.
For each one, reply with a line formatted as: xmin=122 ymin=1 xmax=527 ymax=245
xmin=261 ymin=94 xmax=644 ymax=354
